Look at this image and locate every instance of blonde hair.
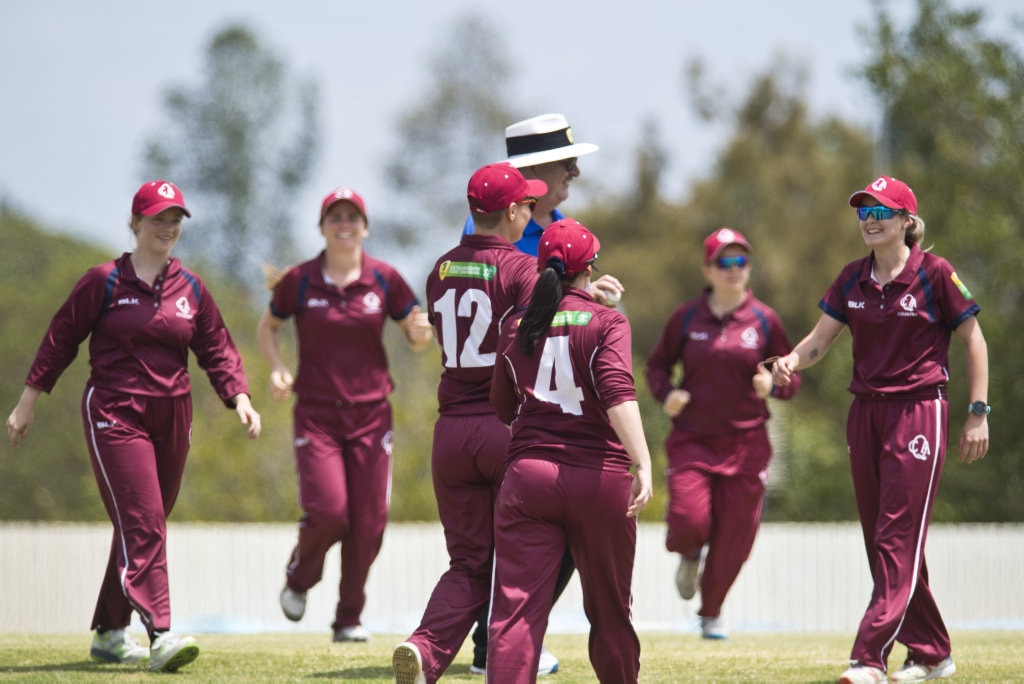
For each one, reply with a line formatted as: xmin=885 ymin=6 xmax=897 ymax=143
xmin=904 ymin=213 xmax=926 ymax=246
xmin=261 ymin=261 xmax=291 ymax=291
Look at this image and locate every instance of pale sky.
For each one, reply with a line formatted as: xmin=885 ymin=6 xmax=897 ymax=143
xmin=2 ymin=0 xmax=1019 ymax=262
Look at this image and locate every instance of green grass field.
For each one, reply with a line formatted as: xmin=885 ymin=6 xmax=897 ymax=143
xmin=1 ymin=631 xmax=1021 ymax=682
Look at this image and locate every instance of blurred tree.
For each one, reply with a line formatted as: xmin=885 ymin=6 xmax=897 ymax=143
xmin=143 ymin=24 xmax=319 ymax=292
xmin=860 ymin=0 xmax=1024 ymax=520
xmin=377 ymin=13 xmax=519 ymax=264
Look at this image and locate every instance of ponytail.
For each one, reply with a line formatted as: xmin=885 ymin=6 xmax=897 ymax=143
xmin=517 ymin=262 xmax=568 ymax=356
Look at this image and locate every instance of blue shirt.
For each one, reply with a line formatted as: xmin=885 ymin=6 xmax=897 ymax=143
xmin=462 ymin=208 xmax=565 ymax=257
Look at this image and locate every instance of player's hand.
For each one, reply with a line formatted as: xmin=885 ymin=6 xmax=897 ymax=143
xmin=626 ymin=465 xmax=653 ymax=518
xmin=6 ymin=409 xmax=33 ymax=447
xmin=404 ymin=305 xmax=434 ymax=350
xmin=958 ymin=414 xmax=989 ymax=464
xmin=662 ymin=389 xmax=691 ymax=417
xmin=771 ymin=352 xmax=799 ymax=387
xmin=589 ymin=274 xmax=623 ymax=307
xmin=752 ymin=361 xmax=774 ymax=398
xmin=232 ymin=393 xmax=262 ymax=439
xmin=269 ymin=369 xmax=294 ymax=401
xmin=6 ymin=388 xmax=40 ymax=447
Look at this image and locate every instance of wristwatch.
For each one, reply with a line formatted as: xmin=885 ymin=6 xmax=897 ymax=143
xmin=968 ymin=401 xmax=991 ymax=416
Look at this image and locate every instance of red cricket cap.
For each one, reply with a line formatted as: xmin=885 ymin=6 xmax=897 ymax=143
xmin=131 ymin=180 xmax=191 ymax=217
xmin=320 ymin=186 xmax=367 ymax=222
xmin=538 ymin=218 xmax=601 ymax=276
xmin=848 ymin=175 xmax=918 ymax=214
xmin=467 ymin=163 xmax=547 ymax=215
xmin=703 ymin=227 xmax=751 ymax=264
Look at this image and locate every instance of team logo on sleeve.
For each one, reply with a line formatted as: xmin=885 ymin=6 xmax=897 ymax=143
xmin=175 ymin=297 xmax=194 ymax=320
xmin=908 ymin=434 xmax=931 ymax=461
xmin=950 ymin=272 xmax=973 ymax=300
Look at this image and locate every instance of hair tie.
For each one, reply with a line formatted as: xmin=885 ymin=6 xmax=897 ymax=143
xmin=546 ymin=257 xmax=566 ymax=275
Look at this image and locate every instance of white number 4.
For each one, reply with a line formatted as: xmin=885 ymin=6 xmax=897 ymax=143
xmin=533 ymin=336 xmax=584 ymax=415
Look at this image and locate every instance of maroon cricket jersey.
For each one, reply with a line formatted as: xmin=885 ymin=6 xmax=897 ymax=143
xmin=426 ymin=234 xmax=538 ymax=416
xmin=819 ymin=244 xmax=980 ymax=395
xmin=645 ymin=289 xmax=800 ymax=435
xmin=26 ymin=253 xmax=248 ymax=403
xmin=268 ymin=251 xmax=419 ymax=405
xmin=491 ymin=288 xmax=637 ymax=472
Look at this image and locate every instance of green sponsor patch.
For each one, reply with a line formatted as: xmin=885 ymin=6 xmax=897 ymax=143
xmin=438 ymin=261 xmax=497 ymax=281
xmin=950 ymin=272 xmax=973 ymax=300
xmin=551 ymin=310 xmax=593 ymax=326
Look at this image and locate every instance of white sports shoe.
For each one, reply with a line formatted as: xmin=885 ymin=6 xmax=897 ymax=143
xmin=675 ymin=552 xmax=702 ymax=600
xmin=700 ymin=615 xmax=728 ymax=640
xmin=393 ymin=641 xmax=426 ymax=684
xmin=89 ymin=628 xmax=149 ymax=663
xmin=279 ymin=587 xmax=306 ymax=622
xmin=468 ymin=646 xmax=559 ymax=676
xmin=537 ymin=646 xmax=559 ymax=675
xmin=839 ymin=663 xmax=887 ymax=683
xmin=334 ymin=624 xmax=371 ymax=642
xmin=890 ymin=655 xmax=956 ymax=681
xmin=149 ymin=632 xmax=199 ymax=672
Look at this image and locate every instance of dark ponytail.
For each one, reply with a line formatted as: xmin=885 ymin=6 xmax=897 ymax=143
xmin=517 ymin=259 xmax=569 ymax=356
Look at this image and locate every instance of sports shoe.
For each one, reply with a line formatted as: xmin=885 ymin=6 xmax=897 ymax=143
xmin=890 ymin=655 xmax=956 ymax=681
xmin=393 ymin=641 xmax=426 ymax=684
xmin=334 ymin=624 xmax=372 ymax=642
xmin=537 ymin=646 xmax=559 ymax=675
xmin=89 ymin=628 xmax=149 ymax=663
xmin=279 ymin=586 xmax=306 ymax=621
xmin=149 ymin=632 xmax=199 ymax=672
xmin=675 ymin=551 xmax=702 ymax=600
xmin=839 ymin=663 xmax=887 ymax=683
xmin=700 ymin=615 xmax=728 ymax=640
xmin=468 ymin=645 xmax=559 ymax=676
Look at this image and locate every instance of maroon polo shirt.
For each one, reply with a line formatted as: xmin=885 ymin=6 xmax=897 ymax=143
xmin=819 ymin=243 xmax=980 ymax=395
xmin=269 ymin=251 xmax=419 ymax=405
xmin=491 ymin=288 xmax=637 ymax=473
xmin=426 ymin=233 xmax=538 ymax=416
xmin=27 ymin=253 xmax=248 ymax=404
xmin=645 ymin=289 xmax=800 ymax=435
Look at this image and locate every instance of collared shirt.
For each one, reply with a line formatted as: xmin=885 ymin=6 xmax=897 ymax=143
xmin=27 ymin=253 xmax=248 ymax=403
xmin=462 ymin=208 xmax=565 ymax=257
xmin=426 ymin=233 xmax=538 ymax=415
xmin=645 ymin=289 xmax=800 ymax=435
xmin=269 ymin=251 xmax=419 ymax=405
xmin=819 ymin=243 xmax=980 ymax=395
xmin=492 ymin=288 xmax=637 ymax=472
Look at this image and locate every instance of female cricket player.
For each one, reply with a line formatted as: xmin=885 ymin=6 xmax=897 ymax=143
xmin=487 ymin=218 xmax=653 ymax=683
xmin=6 ymin=180 xmax=261 ymax=673
xmin=772 ymin=175 xmax=989 ymax=683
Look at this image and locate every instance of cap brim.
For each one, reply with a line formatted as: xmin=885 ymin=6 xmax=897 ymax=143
xmin=506 ymin=143 xmax=599 ymax=168
xmin=524 ymin=178 xmax=548 ymax=199
xmin=144 ymin=202 xmax=191 ymax=218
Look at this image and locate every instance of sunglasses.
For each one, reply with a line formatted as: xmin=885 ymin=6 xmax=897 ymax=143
xmin=856 ymin=205 xmax=903 ymax=221
xmin=713 ymin=255 xmax=750 ymax=269
xmin=518 ymin=198 xmax=538 ymax=210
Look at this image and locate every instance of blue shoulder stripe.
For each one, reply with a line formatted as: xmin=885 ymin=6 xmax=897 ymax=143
xmin=99 ymin=266 xmax=121 ymax=319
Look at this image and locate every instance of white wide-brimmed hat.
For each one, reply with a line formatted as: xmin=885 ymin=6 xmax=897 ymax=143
xmin=504 ymin=113 xmax=599 ymax=168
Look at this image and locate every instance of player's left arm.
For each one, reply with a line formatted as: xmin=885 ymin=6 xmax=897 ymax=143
xmin=955 ymin=315 xmax=989 ymax=463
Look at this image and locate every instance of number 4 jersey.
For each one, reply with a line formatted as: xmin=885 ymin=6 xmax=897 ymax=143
xmin=426 ymin=233 xmax=539 ymax=416
xmin=492 ymin=288 xmax=637 ymax=472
